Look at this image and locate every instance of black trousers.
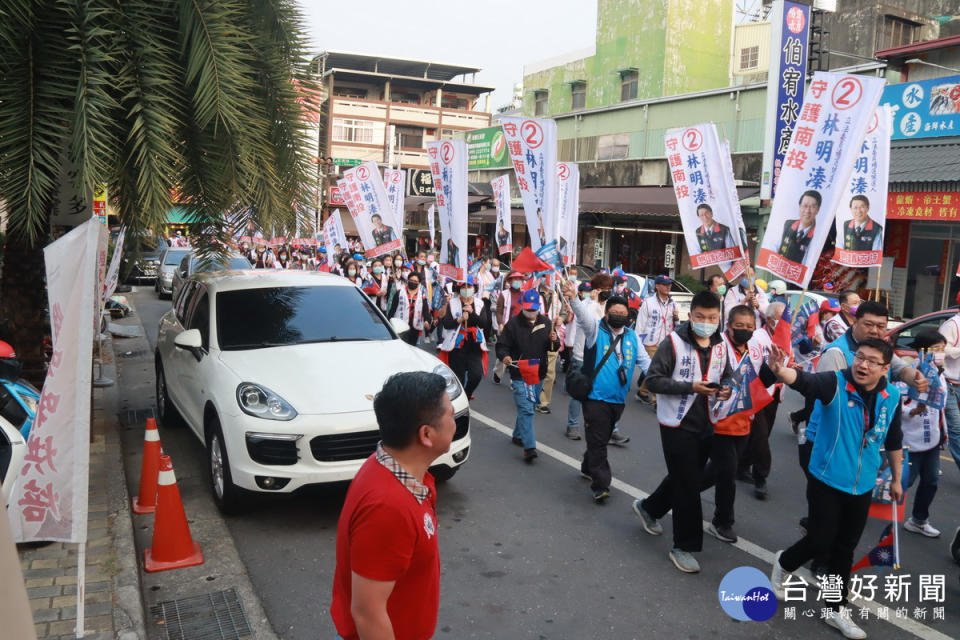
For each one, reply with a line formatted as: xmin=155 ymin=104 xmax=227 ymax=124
xmin=700 ymin=433 xmax=748 ymax=528
xmin=739 ymin=398 xmax=779 ymax=482
xmin=580 ymin=400 xmax=625 ymax=492
xmin=642 ymin=426 xmax=713 ymax=552
xmin=779 ymin=476 xmax=872 ymax=608
xmin=448 ymin=342 xmax=483 ymax=397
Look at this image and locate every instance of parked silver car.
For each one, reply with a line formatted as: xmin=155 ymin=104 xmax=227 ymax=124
xmin=155 ymin=247 xmax=193 ymax=298
xmin=171 ymin=252 xmax=253 ymax=302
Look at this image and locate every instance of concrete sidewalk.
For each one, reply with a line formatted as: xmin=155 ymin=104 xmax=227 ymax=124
xmin=18 ymin=334 xmax=146 ymax=640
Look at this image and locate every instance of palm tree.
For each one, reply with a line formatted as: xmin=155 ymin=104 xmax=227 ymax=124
xmin=0 ymin=0 xmax=317 ymax=384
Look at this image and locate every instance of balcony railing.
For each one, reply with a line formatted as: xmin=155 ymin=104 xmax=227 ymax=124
xmin=388 ymin=104 xmax=441 ymax=126
xmin=331 ymin=98 xmax=388 ymax=119
xmin=440 ymin=110 xmax=490 ymax=129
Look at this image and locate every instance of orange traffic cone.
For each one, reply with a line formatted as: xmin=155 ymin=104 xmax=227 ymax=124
xmin=143 ymin=455 xmax=204 ymax=572
xmin=132 ymin=418 xmax=162 ymax=514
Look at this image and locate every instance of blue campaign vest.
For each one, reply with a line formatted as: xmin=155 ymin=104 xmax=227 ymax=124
xmin=806 ymin=329 xmax=858 ymax=443
xmin=582 ymin=321 xmax=640 ymax=404
xmin=808 ymin=370 xmax=900 ymax=495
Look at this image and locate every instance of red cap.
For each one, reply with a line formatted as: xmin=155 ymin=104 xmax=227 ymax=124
xmin=0 ymin=340 xmax=15 ymax=359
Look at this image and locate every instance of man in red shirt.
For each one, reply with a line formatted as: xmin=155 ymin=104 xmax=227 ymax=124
xmin=331 ymin=371 xmax=456 ymax=640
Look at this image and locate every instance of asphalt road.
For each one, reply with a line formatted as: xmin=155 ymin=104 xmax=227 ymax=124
xmin=128 ymin=285 xmax=960 ymax=640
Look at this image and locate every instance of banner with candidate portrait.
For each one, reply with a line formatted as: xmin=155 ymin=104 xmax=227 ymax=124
xmin=757 ymin=72 xmax=885 ymax=288
xmin=718 ymin=139 xmax=749 ymax=282
xmin=556 ymin=162 xmax=579 ymax=265
xmin=338 ymin=161 xmax=402 ymax=258
xmin=665 ymin=123 xmax=745 ymax=273
xmin=323 ymin=209 xmax=347 ymax=266
xmin=383 ymin=168 xmax=406 ymax=241
xmin=426 ymin=139 xmax=468 ymax=281
xmin=491 ymin=174 xmax=513 ymax=255
xmin=500 ymin=116 xmax=558 ymax=251
xmin=831 ymin=106 xmax=891 ymax=268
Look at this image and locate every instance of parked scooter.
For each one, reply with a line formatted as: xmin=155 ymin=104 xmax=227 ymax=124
xmin=0 ymin=341 xmax=40 ymax=440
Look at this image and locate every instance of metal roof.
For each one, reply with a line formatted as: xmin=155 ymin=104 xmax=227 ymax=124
xmin=876 ymin=34 xmax=960 ymax=59
xmin=315 ymin=51 xmax=481 ymax=81
xmin=889 ymin=139 xmax=960 ymax=183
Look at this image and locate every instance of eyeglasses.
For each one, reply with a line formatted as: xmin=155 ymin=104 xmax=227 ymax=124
xmin=853 ymin=353 xmax=886 ymax=368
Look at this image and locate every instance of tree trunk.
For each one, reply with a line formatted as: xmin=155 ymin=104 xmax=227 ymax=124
xmin=0 ymin=229 xmax=50 ymax=388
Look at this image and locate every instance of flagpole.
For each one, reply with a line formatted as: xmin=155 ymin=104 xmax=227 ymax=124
xmin=892 ymin=497 xmax=900 ymax=570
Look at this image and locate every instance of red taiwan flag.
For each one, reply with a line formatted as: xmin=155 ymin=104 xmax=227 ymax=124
xmin=517 ymin=359 xmax=541 ymax=385
xmin=361 ymin=279 xmax=380 ymax=296
xmin=771 ymin=304 xmax=793 ymax=363
xmin=511 ymin=247 xmax=554 ymax=274
xmin=851 ymin=524 xmax=896 ymax=572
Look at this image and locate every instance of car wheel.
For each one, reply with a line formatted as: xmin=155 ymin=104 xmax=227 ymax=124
xmin=429 ymin=465 xmax=458 ymax=483
xmin=155 ymin=357 xmax=183 ymax=428
xmin=206 ymin=417 xmax=245 ymax=514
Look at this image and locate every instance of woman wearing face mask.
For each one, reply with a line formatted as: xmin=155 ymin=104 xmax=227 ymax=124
xmin=275 ymin=247 xmax=291 ymax=270
xmin=363 ymin=259 xmax=394 ymax=313
xmin=438 ymin=275 xmax=491 ymax=400
xmin=492 ymin=271 xmax=529 ymax=384
xmin=343 ymin=259 xmax=363 ymax=287
xmin=389 ymin=272 xmax=432 ymax=346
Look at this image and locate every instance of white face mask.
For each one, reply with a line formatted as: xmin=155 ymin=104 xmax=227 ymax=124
xmin=460 ymin=287 xmax=475 ymax=298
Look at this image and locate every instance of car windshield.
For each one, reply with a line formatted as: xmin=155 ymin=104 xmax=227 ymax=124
xmin=217 ymin=286 xmax=394 ymax=350
xmin=192 ymin=256 xmax=252 ymax=273
xmin=164 ymin=250 xmax=190 ymax=265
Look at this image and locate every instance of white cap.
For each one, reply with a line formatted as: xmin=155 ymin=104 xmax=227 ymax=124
xmin=769 ymin=280 xmax=787 ymax=295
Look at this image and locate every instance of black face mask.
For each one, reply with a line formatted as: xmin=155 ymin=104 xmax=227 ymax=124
xmin=731 ymin=328 xmax=754 ymax=345
xmin=598 ymin=290 xmax=611 ymax=302
xmin=407 ymin=282 xmax=419 ymax=291
xmin=607 ymin=314 xmax=629 ymax=329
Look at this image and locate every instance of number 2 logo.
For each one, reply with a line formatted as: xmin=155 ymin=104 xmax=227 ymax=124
xmin=521 ymin=120 xmax=544 ymax=149
xmin=440 ymin=141 xmax=455 ymax=164
xmin=681 ymin=128 xmax=703 ymax=152
xmin=356 ymin=166 xmax=370 ymax=181
xmin=831 ymin=77 xmax=862 ymax=111
xmin=557 ymin=164 xmax=570 ymax=180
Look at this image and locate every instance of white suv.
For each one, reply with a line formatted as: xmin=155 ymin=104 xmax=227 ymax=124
xmin=155 ymin=270 xmax=471 ymax=513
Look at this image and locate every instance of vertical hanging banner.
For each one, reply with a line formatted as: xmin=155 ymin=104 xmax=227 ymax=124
xmin=92 ymin=182 xmax=108 ymax=225
xmin=427 ymin=203 xmax=436 ymax=251
xmin=499 ymin=116 xmax=558 ymax=251
xmin=102 ymin=226 xmax=126 ymax=304
xmin=758 ymin=72 xmax=886 ymax=288
xmin=556 ymin=163 xmax=580 ymax=265
xmin=426 ymin=139 xmax=468 ymax=280
xmin=491 ymin=175 xmax=513 ymax=255
xmin=665 ymin=124 xmax=745 ymax=276
xmin=832 ymin=106 xmax=891 ymax=268
xmin=338 ymin=161 xmax=402 ymax=257
xmin=383 ymin=168 xmax=407 ymax=243
xmin=719 ymin=140 xmax=749 ymax=281
xmin=10 ymin=219 xmax=102 ymax=542
xmin=323 ymin=209 xmax=347 ymax=266
xmin=760 ymin=0 xmax=810 ymax=200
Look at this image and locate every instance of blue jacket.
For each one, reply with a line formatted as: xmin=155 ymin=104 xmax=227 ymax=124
xmin=805 ymin=330 xmax=858 ymax=443
xmin=582 ymin=320 xmax=640 ymax=404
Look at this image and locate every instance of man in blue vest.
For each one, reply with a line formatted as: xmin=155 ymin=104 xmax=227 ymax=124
xmin=766 ymin=338 xmax=902 ymax=640
xmin=563 ymin=280 xmax=646 ymax=503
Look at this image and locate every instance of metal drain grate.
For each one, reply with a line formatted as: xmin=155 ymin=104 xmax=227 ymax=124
xmin=151 ymin=588 xmax=252 ymax=640
xmin=121 ymin=407 xmax=156 ymax=427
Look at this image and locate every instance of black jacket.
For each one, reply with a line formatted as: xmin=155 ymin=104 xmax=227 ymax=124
xmin=495 ymin=312 xmax=552 ymax=382
xmin=440 ymin=297 xmax=492 ymax=335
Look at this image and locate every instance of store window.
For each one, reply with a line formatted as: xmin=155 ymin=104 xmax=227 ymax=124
xmin=534 ymin=90 xmax=548 ymax=116
xmin=332 ymin=118 xmax=375 ymax=143
xmin=571 ymin=82 xmax=586 ymax=110
xmin=620 ymin=71 xmax=638 ymax=101
xmin=739 ymin=46 xmax=759 ymax=71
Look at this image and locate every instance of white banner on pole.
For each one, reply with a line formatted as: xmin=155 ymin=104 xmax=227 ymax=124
xmin=832 ymin=105 xmax=891 ymax=268
xmin=491 ymin=175 xmax=513 ymax=256
xmin=426 ymin=139 xmax=468 ymax=281
xmin=383 ymin=168 xmax=407 ymax=244
xmin=427 ymin=204 xmax=436 ymax=251
xmin=757 ymin=72 xmax=885 ymax=288
xmin=10 ymin=219 xmax=101 ymax=543
xmin=101 ymin=226 xmax=125 ymax=304
xmin=665 ymin=124 xmax=745 ymax=275
xmin=556 ymin=163 xmax=579 ymax=265
xmin=323 ymin=209 xmax=347 ymax=266
xmin=338 ymin=161 xmax=402 ymax=258
xmin=719 ymin=140 xmax=749 ymax=282
xmin=499 ymin=116 xmax=558 ymax=251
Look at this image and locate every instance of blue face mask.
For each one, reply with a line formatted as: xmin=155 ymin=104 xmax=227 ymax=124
xmin=373 ymin=266 xmax=384 ymax=275
xmin=717 ymin=284 xmax=727 ymax=296
xmin=691 ymin=321 xmax=718 ymax=338
xmin=417 ymin=259 xmax=426 ymax=265
xmin=510 ymin=280 xmax=522 ymax=290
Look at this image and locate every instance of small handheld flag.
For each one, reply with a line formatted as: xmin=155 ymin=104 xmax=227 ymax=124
xmin=516 ymin=359 xmax=541 ymax=385
xmin=851 ymin=523 xmax=896 ymax=572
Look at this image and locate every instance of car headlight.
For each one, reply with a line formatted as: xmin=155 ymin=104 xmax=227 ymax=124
xmin=236 ymin=383 xmax=298 ymax=421
xmin=432 ymin=364 xmax=463 ymax=401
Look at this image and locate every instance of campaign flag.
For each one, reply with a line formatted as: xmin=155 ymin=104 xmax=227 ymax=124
xmin=710 ymin=354 xmax=773 ymax=420
xmin=757 ymin=72 xmax=885 ymax=288
xmin=338 ymin=161 xmax=402 ymax=258
xmin=665 ymin=124 xmax=745 ymax=272
xmin=323 ymin=209 xmax=347 ymax=267
xmin=427 ymin=203 xmax=436 ymax=250
xmin=500 ymin=116 xmax=558 ymax=251
xmin=535 ymin=239 xmax=564 ymax=272
xmin=511 ymin=246 xmax=554 ymax=274
xmin=907 ymin=352 xmax=946 ymax=410
xmin=556 ymin=162 xmax=579 ymax=265
xmin=384 ymin=168 xmax=406 ymax=240
xmin=718 ymin=140 xmax=749 ymax=282
xmin=791 ymin=298 xmax=820 ymax=345
xmin=516 ymin=359 xmax=541 ymax=385
xmin=868 ymin=449 xmax=909 ymax=522
xmin=491 ymin=174 xmax=513 ymax=255
xmin=426 ymin=139 xmax=468 ymax=280
xmin=10 ymin=219 xmax=102 ymax=542
xmin=771 ymin=302 xmax=794 ymax=360
xmin=430 ymin=280 xmax=446 ymax=312
xmin=832 ymin=106 xmax=891 ymax=268
xmin=102 ymin=226 xmax=126 ymax=305
xmin=851 ymin=524 xmax=896 ymax=572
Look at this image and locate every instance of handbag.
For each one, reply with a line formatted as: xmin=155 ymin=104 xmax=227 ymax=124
xmin=566 ymin=332 xmax=624 ymax=402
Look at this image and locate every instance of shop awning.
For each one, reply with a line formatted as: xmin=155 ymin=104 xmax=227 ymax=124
xmin=579 ymin=186 xmax=759 ymax=216
xmin=890 ymin=139 xmax=960 ymax=184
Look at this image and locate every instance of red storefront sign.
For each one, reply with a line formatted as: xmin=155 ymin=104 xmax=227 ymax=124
xmin=328 ymin=186 xmax=345 ymax=206
xmin=884 ymin=220 xmax=910 ymax=268
xmin=886 ymin=191 xmax=959 ymax=220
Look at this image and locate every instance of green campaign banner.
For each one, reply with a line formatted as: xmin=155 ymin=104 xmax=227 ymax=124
xmin=466 ymin=126 xmax=510 ymax=170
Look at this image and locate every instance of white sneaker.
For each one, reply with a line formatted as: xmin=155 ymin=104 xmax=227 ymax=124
xmin=770 ymin=550 xmax=790 ymax=600
xmin=824 ymin=608 xmax=867 ymax=639
xmin=904 ymin=518 xmax=941 ymax=538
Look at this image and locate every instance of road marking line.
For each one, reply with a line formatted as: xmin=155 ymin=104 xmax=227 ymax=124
xmin=472 ymin=410 xmax=952 ymax=640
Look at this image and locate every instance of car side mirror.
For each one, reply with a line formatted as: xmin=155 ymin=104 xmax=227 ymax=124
xmin=174 ymin=329 xmax=203 ymax=360
xmin=389 ymin=318 xmax=410 ymax=335
xmin=179 ymin=268 xmax=187 ymax=277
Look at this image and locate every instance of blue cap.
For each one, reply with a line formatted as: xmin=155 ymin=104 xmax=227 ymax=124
xmin=319 ymin=246 xmax=327 ymax=253
xmin=353 ymin=253 xmax=363 ymax=260
xmin=403 ymin=261 xmax=413 ymax=269
xmin=612 ymin=268 xmax=627 ymax=280
xmin=654 ymin=275 xmax=672 ymax=286
xmin=578 ymin=282 xmax=592 ymax=292
xmin=464 ymin=275 xmax=478 ymax=287
xmin=521 ymin=289 xmax=540 ymax=310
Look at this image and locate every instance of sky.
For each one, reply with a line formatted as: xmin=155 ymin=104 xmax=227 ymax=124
xmin=300 ymin=0 xmax=599 ymax=111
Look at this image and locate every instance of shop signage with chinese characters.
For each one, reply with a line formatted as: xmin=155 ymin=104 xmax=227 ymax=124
xmin=886 ymin=192 xmax=959 ymax=221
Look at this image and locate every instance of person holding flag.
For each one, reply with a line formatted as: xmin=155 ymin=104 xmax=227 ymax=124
xmin=635 ymin=275 xmax=679 ymax=406
xmin=496 ymin=289 xmax=553 ymax=463
xmin=722 ymin=275 xmax=768 ymax=328
xmin=438 ymin=276 xmax=491 ymax=401
xmin=389 ymin=271 xmax=433 ymax=346
xmin=492 ymin=271 xmax=528 ymax=384
xmin=766 ymin=338 xmax=903 ymax=640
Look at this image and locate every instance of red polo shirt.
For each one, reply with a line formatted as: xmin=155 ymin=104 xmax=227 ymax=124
xmin=331 ymin=454 xmax=440 ymax=640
